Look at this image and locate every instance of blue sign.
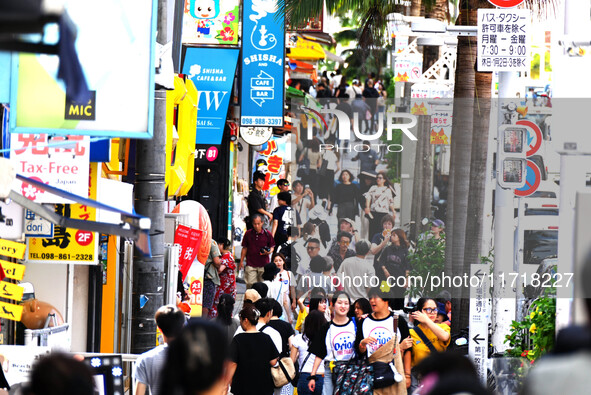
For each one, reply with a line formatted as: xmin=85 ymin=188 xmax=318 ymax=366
xmin=182 ymin=47 xmax=239 ymax=144
xmin=240 ymin=0 xmax=285 ymax=127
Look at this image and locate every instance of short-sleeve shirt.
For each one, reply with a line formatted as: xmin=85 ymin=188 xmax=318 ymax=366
xmin=266 ymin=319 xmax=295 ymax=358
xmin=364 ymin=185 xmax=395 ymax=214
xmin=134 ymin=344 xmax=167 ymax=395
xmin=241 ymin=228 xmax=275 ymax=268
xmin=247 ymin=188 xmax=266 ymax=216
xmin=230 ymin=332 xmax=279 ymax=395
xmin=409 ymin=323 xmax=451 ymax=367
xmin=292 ymin=334 xmax=324 ymax=374
xmin=273 ymin=205 xmax=293 ymax=236
xmin=204 ymin=240 xmax=221 ymax=286
xmin=355 ymin=313 xmax=402 ymax=358
xmin=310 ymin=319 xmax=356 ymax=362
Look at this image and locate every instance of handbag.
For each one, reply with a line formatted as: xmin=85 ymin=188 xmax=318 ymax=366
xmin=365 ymin=109 xmax=372 ymax=121
xmin=297 ymin=149 xmax=310 ymax=177
xmin=318 ymin=158 xmax=329 ymax=176
xmin=271 ymin=357 xmax=297 ymax=388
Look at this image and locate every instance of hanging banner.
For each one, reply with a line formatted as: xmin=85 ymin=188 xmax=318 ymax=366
xmin=430 ymin=106 xmax=453 ymax=145
xmin=240 ymin=0 xmax=285 ymax=127
xmin=252 ymin=135 xmax=289 ymax=194
xmin=25 ymin=163 xmax=99 ymax=264
xmin=394 ymin=55 xmax=423 ymax=82
xmin=182 ymin=0 xmax=241 ymax=45
xmin=0 ymin=282 xmax=25 ymax=302
xmin=9 ymin=0 xmax=157 ymax=138
xmin=182 ymin=47 xmax=239 ymax=145
xmin=10 ymin=134 xmax=90 ymax=203
xmin=174 ymin=224 xmax=204 ymax=280
xmin=0 ymin=301 xmax=23 ymax=321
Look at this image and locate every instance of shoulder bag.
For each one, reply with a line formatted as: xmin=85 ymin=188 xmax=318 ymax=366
xmin=333 ymin=319 xmax=373 ymax=395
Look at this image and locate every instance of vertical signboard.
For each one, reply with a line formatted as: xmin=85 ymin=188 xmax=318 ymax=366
xmin=182 ymin=48 xmax=239 ymax=144
xmin=182 ymin=0 xmax=241 ymax=45
xmin=469 ymin=263 xmax=491 ymax=384
xmin=240 ymin=0 xmax=285 ymax=127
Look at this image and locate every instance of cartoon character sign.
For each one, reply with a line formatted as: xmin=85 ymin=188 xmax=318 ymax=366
xmin=190 ymin=0 xmax=220 ymax=37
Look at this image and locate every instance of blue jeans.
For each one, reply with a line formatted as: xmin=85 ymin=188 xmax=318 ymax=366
xmin=322 ymin=362 xmax=334 ymax=395
xmin=298 ymin=372 xmax=323 ymax=395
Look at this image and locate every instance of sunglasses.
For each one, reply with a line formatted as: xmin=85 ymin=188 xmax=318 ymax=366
xmin=307 ymin=246 xmax=319 ymax=250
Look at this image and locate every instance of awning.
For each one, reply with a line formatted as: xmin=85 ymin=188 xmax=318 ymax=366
xmin=287 ymin=37 xmax=326 ymax=60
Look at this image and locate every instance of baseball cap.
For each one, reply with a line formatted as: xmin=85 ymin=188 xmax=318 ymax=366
xmin=431 ymin=219 xmax=445 ymax=228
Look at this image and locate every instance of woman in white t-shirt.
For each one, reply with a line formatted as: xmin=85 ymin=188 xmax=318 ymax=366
xmin=307 ymin=291 xmax=356 ymax=395
xmin=270 ymin=252 xmax=295 ymax=323
xmin=291 ymin=310 xmax=327 ymax=395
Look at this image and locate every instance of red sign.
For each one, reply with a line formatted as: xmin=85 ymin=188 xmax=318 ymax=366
xmin=487 ymin=0 xmax=524 ymax=8
xmin=75 ymin=230 xmax=94 ymax=246
xmin=516 ymin=119 xmax=542 ymax=157
xmin=174 ymin=224 xmax=203 ymax=280
xmin=515 ymin=160 xmax=541 ymax=197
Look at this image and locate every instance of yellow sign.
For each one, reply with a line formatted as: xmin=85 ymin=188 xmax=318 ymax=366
xmin=26 ymin=163 xmax=99 ymax=264
xmin=0 ymin=282 xmax=24 ymax=302
xmin=0 ymin=301 xmax=23 ymax=321
xmin=0 ymin=260 xmax=26 ymax=281
xmin=0 ymin=239 xmax=26 ymax=260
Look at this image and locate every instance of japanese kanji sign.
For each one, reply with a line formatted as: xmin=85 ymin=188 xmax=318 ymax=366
xmin=469 ymin=263 xmax=491 ymax=384
xmin=477 ymin=9 xmax=531 ymax=71
xmin=10 ymin=133 xmax=90 ymax=203
xmin=252 ymin=135 xmax=288 ymax=193
xmin=174 ymin=224 xmax=204 ymax=280
xmin=25 ymin=163 xmax=99 ymax=264
xmin=430 ymin=106 xmax=453 ymax=145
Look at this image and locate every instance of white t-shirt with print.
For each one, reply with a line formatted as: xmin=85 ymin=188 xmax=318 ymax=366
xmin=360 ymin=313 xmax=401 ymax=358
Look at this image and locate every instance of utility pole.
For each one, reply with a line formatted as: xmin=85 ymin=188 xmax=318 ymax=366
xmin=491 ymin=71 xmax=519 ymax=352
xmin=131 ymin=0 xmax=168 ymax=354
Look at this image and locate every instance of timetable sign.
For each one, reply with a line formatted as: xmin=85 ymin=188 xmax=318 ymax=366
xmin=477 ymin=9 xmax=531 ymax=72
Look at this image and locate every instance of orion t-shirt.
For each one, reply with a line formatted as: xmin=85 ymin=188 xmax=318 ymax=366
xmin=310 ymin=318 xmax=357 ymax=362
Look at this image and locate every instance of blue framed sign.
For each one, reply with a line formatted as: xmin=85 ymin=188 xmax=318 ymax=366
xmin=240 ymin=0 xmax=285 ymax=127
xmin=182 ymin=47 xmax=240 ymax=145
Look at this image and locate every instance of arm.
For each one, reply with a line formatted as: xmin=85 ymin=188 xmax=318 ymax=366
xmin=370 ymin=237 xmax=388 ymax=255
xmin=290 ymin=344 xmax=299 ymax=363
xmin=308 ymin=356 xmax=323 ymax=392
xmin=134 ymin=382 xmax=147 ymax=395
xmin=271 ymin=219 xmax=278 ymax=237
xmin=257 ymin=207 xmax=273 ymax=221
xmin=411 ymin=312 xmax=450 ymax=342
xmin=239 ymin=247 xmax=247 ymax=270
xmin=226 ymin=361 xmax=237 ymax=387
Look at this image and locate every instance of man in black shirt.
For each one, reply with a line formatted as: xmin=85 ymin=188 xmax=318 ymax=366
xmin=247 ymin=171 xmax=272 ymax=229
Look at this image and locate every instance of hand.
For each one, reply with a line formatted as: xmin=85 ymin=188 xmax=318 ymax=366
xmin=361 ymin=336 xmax=377 ymax=348
xmin=400 ymin=336 xmax=413 ymax=351
xmin=266 ymin=212 xmax=273 ymax=221
xmin=364 ymin=207 xmax=370 ymax=215
xmin=382 ymin=266 xmax=390 ymax=277
xmin=411 ymin=310 xmax=430 ymax=324
xmin=239 ymin=261 xmax=244 ymax=271
xmin=308 ymin=379 xmax=316 ymax=392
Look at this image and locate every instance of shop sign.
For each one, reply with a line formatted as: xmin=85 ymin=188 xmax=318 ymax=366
xmin=182 ymin=48 xmax=239 ymax=145
xmin=25 ymin=164 xmax=99 ymax=264
xmin=0 ymin=282 xmax=25 ymax=302
xmin=0 ymin=260 xmax=26 ymax=281
xmin=240 ymin=126 xmax=273 ymax=145
xmin=10 ymin=134 xmax=90 ymax=203
xmin=252 ymin=135 xmax=288 ymax=193
xmin=0 ymin=301 xmax=23 ymax=321
xmin=195 ymin=145 xmax=220 ymax=164
xmin=9 ymin=0 xmax=157 ymax=138
xmin=182 ymin=0 xmax=241 ymax=45
xmin=240 ymin=0 xmax=285 ymax=127
xmin=0 ymin=200 xmax=24 ymax=240
xmin=0 ymin=346 xmax=50 ymax=386
xmin=0 ymin=239 xmax=25 ymax=259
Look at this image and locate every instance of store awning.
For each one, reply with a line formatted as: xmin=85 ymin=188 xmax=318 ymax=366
xmin=287 ymin=37 xmax=326 ymax=60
